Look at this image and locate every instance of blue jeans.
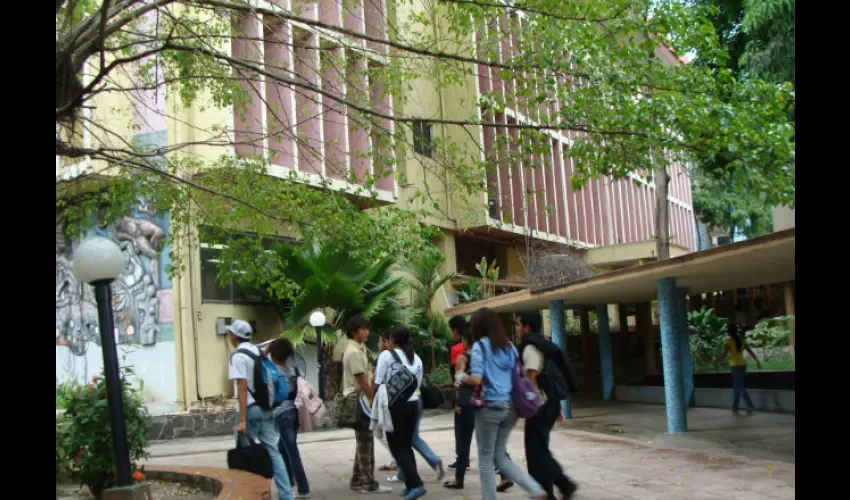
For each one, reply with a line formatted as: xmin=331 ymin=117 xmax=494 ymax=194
xmin=239 ymin=405 xmax=294 ymax=500
xmin=276 ymin=408 xmax=310 ymax=495
xmin=396 ymin=399 xmax=440 ymax=482
xmin=731 ymin=366 xmax=755 ymax=411
xmin=475 ymin=402 xmax=544 ymax=500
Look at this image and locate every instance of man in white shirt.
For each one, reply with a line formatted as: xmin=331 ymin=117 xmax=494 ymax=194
xmin=228 ymin=319 xmax=295 ymax=500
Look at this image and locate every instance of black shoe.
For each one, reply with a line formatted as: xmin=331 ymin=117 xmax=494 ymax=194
xmin=443 ymin=480 xmax=464 ymax=490
xmin=560 ymin=481 xmax=578 ymax=500
xmin=497 ymin=480 xmax=514 ymax=492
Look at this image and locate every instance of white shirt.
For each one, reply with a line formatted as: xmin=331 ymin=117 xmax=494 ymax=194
xmin=229 ymin=342 xmax=261 ymax=409
xmin=523 ymin=344 xmax=545 ymax=373
xmin=374 ymin=349 xmax=423 ymax=402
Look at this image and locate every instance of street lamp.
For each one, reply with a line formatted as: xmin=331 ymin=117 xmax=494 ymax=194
xmin=73 ymin=237 xmax=132 ymax=487
xmin=309 ymin=310 xmax=327 ymax=400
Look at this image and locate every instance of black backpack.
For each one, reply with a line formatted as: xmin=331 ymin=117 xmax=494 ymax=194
xmin=525 ymin=338 xmax=577 ymax=401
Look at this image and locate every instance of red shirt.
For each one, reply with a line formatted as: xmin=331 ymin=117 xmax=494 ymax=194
xmin=450 ymin=341 xmax=465 ymax=367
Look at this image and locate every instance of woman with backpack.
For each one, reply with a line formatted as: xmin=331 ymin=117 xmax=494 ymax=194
xmin=456 ymin=308 xmax=546 ymax=500
xmin=267 ymin=339 xmax=311 ymax=499
xmin=443 ymin=328 xmax=514 ymax=492
xmin=373 ymin=326 xmax=427 ymax=500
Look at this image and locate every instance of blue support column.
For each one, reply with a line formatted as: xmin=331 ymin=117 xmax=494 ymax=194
xmin=657 ymin=277 xmax=688 ymax=433
xmin=674 ymin=289 xmax=695 ymax=407
xmin=548 ymin=300 xmax=571 ymax=419
xmin=596 ymin=305 xmax=614 ymax=400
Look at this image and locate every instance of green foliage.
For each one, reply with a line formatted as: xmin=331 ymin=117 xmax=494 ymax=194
xmin=56 ymin=380 xmax=81 ymax=409
xmin=57 ymin=368 xmax=150 ymax=499
xmin=455 ymin=277 xmax=487 ymax=304
xmin=428 ymin=364 xmax=453 ymax=386
xmin=411 ymin=313 xmax=453 ymax=371
xmin=400 ymin=243 xmax=456 ymax=316
xmin=692 ymin=168 xmax=773 ymax=239
xmin=746 ymin=315 xmax=794 ymax=361
xmin=688 ymin=307 xmax=729 ymax=370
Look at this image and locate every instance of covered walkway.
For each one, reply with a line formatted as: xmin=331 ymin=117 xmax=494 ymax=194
xmin=444 ymin=229 xmax=795 ymax=433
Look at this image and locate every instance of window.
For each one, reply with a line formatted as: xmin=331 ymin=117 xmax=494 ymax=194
xmin=412 ymin=120 xmax=433 ymax=158
xmin=199 ymin=227 xmax=290 ymax=303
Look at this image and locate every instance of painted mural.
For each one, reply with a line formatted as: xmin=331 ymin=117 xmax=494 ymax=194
xmin=56 ymin=202 xmax=178 ymax=412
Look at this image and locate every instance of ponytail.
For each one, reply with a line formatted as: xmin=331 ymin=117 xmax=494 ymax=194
xmin=389 ymin=325 xmax=415 ymax=364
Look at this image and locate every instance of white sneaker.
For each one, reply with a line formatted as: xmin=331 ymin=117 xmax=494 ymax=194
xmin=387 ymin=475 xmax=402 ymax=482
xmin=361 ymin=485 xmax=393 ymax=494
xmin=294 ymin=494 xmax=310 ymax=499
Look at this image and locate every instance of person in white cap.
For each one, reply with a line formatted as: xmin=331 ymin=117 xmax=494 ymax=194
xmin=228 ymin=319 xmax=296 ymax=500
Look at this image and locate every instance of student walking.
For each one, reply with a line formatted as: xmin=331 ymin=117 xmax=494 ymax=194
xmin=714 ymin=327 xmax=762 ymax=415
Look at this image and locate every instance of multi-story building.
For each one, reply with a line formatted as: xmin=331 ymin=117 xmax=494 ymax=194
xmin=56 ymin=0 xmax=696 ymax=414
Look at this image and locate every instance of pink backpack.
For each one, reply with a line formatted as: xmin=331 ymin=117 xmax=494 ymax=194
xmin=294 ymin=376 xmax=330 ymax=432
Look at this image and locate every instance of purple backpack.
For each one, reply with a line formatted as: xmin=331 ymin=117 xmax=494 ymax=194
xmin=510 ymin=345 xmax=543 ymax=418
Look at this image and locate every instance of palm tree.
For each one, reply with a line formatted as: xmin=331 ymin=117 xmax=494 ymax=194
xmin=400 ymin=246 xmax=456 ymax=369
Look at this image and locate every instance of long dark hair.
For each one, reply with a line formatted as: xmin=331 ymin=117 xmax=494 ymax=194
xmin=730 ymin=327 xmax=743 ymax=352
xmin=389 ymin=325 xmax=415 ymax=364
xmin=471 ymin=307 xmax=510 ymax=351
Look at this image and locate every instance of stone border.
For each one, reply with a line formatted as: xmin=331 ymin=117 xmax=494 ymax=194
xmin=145 ymin=465 xmax=270 ymax=499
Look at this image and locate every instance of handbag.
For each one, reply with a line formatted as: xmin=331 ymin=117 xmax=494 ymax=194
xmin=511 ymin=345 xmax=544 ymax=419
xmin=335 ymin=391 xmax=362 ymax=429
xmin=227 ymin=434 xmax=273 ymax=478
xmin=385 ymin=350 xmax=419 ymax=408
xmin=420 ymin=375 xmax=444 ymax=410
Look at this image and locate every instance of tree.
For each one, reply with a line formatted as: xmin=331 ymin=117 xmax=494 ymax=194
xmin=400 ymin=244 xmax=456 ymax=369
xmin=56 ymin=0 xmax=794 ymax=272
xmin=689 ymin=0 xmax=795 ymax=240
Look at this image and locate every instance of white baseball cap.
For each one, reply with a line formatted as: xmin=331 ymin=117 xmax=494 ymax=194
xmin=228 ymin=319 xmax=253 ymax=340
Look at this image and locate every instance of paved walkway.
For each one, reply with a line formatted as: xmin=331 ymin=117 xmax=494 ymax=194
xmin=146 ymin=402 xmax=794 ymax=499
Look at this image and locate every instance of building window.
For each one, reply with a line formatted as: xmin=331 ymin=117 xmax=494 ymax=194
xmin=199 ymin=228 xmax=289 ymax=304
xmin=412 ymin=120 xmax=433 ymax=158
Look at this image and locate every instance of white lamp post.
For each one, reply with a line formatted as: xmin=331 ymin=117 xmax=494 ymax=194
xmin=73 ymin=237 xmax=133 ymax=487
xmin=309 ymin=310 xmax=327 ymax=400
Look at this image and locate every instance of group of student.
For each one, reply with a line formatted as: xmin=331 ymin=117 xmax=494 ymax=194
xmin=227 ymin=305 xmax=581 ymax=500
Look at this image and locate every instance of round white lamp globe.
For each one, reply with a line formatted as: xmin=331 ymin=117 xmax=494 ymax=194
xmin=309 ymin=310 xmax=327 ymax=328
xmin=73 ymin=237 xmax=124 ymax=284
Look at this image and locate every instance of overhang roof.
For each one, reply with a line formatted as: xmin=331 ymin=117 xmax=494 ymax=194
xmin=444 ymin=229 xmax=795 ymax=316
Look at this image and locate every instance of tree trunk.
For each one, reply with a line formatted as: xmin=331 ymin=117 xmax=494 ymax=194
xmin=655 ymin=165 xmax=670 ymax=260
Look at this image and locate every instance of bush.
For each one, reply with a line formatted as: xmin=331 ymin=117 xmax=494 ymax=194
xmin=428 ymin=364 xmax=452 ymax=385
xmin=56 ymin=380 xmax=80 ymax=409
xmin=58 ymin=368 xmax=150 ymax=499
xmin=747 ymin=315 xmax=795 ymax=361
xmin=411 ymin=313 xmax=453 ymax=370
xmin=688 ymin=307 xmax=728 ymax=371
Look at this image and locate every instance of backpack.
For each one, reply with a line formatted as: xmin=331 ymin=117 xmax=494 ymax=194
xmin=510 ymin=345 xmax=544 ymax=419
xmin=292 ymin=368 xmax=330 ymax=432
xmin=384 ymin=350 xmax=419 ymax=408
xmin=231 ymin=347 xmax=287 ymax=410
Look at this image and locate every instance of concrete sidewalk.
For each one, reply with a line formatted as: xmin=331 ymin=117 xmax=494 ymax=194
xmin=148 ymin=401 xmax=795 ymax=464
xmin=146 ymin=420 xmax=794 ymax=499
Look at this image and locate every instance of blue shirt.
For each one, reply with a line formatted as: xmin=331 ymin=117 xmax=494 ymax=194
xmin=470 ymin=338 xmax=517 ymax=402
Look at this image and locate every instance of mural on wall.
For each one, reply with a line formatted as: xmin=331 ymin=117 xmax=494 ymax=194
xmin=56 ymin=203 xmax=173 ymax=358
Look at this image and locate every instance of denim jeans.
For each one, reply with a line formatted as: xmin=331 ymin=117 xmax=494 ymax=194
xmin=475 ymin=402 xmax=544 ymax=500
xmin=396 ymin=399 xmax=440 ymax=482
xmin=276 ymin=407 xmax=310 ymax=495
xmin=731 ymin=366 xmax=756 ymax=411
xmin=240 ymin=405 xmax=294 ymax=500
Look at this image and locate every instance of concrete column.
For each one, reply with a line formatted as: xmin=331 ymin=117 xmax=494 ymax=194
xmin=674 ymin=288 xmax=695 ymax=407
xmin=636 ymin=302 xmax=655 ymax=374
xmin=657 ymin=277 xmax=687 ymax=433
xmin=579 ymin=308 xmax=591 ymax=363
xmin=549 ymin=300 xmax=571 ymax=419
xmin=596 ymin=305 xmax=614 ymax=400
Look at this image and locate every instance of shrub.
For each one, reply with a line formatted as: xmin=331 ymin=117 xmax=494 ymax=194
xmin=428 ymin=364 xmax=452 ymax=385
xmin=56 ymin=380 xmax=80 ymax=409
xmin=688 ymin=307 xmax=729 ymax=371
xmin=747 ymin=315 xmax=795 ymax=361
xmin=58 ymin=368 xmax=150 ymax=499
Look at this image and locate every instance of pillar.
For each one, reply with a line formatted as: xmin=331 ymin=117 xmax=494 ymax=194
xmin=596 ymin=305 xmax=614 ymax=400
xmin=579 ymin=308 xmax=591 ymax=363
xmin=674 ymin=289 xmax=695 ymax=407
xmin=636 ymin=302 xmax=655 ymax=374
xmin=549 ymin=300 xmax=571 ymax=419
xmin=657 ymin=277 xmax=687 ymax=433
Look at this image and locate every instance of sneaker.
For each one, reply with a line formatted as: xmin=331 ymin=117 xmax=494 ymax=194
xmin=387 ymin=475 xmax=402 ymax=483
xmin=433 ymin=461 xmax=445 ymax=481
xmin=403 ymin=486 xmax=427 ymax=500
xmin=447 ymin=461 xmax=457 ymax=470
xmin=361 ymin=485 xmax=393 ymax=494
xmin=560 ymin=480 xmax=578 ymax=500
xmin=295 ymin=494 xmax=310 ymax=499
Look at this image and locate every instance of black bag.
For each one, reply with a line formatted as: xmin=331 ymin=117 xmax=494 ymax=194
xmin=420 ymin=375 xmax=444 ymax=410
xmin=227 ymin=434 xmax=273 ymax=478
xmin=385 ymin=350 xmax=419 ymax=408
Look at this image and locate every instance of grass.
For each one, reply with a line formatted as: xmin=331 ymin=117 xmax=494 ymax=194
xmin=694 ymin=354 xmax=795 ymax=374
